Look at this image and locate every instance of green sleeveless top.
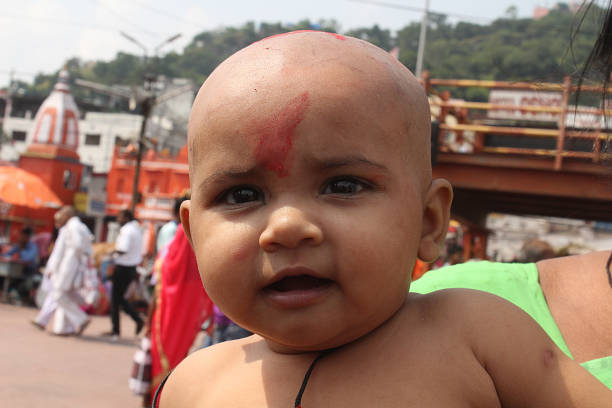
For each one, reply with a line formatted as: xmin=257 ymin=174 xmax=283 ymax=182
xmin=410 ymin=261 xmax=612 ymax=389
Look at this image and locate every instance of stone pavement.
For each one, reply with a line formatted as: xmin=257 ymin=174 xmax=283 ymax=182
xmin=0 ymin=303 xmax=143 ymax=408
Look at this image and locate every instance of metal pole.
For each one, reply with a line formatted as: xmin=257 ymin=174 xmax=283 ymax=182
xmin=120 ymin=31 xmax=148 ymax=59
xmin=120 ymin=32 xmax=181 ymax=213
xmin=415 ymin=0 xmax=430 ymax=78
xmin=154 ymin=33 xmax=182 ymax=57
xmin=554 ymin=76 xmax=572 ymax=171
xmin=130 ymin=92 xmax=152 ymax=213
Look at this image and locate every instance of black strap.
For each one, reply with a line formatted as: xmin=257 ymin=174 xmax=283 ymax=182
xmin=294 ymin=351 xmax=332 ymax=408
xmin=152 ymin=371 xmax=172 ymax=408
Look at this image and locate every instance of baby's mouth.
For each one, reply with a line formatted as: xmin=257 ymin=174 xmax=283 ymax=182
xmin=266 ymin=275 xmax=333 ymax=292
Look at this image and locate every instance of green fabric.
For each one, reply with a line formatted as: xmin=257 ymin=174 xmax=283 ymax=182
xmin=581 ymin=356 xmax=612 ymax=389
xmin=410 ymin=261 xmax=612 ymax=389
xmin=410 ymin=261 xmax=572 ymax=357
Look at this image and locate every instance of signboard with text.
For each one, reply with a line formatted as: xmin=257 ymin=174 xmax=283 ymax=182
xmin=488 ymin=90 xmax=562 ymax=122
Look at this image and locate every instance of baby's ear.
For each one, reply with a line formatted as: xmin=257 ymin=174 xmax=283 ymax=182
xmin=180 ymin=200 xmax=194 ymax=246
xmin=418 ymin=178 xmax=453 ymax=263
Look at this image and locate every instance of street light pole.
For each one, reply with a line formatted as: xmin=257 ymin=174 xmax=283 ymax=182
xmin=131 ymin=75 xmax=154 ymax=213
xmin=119 ymin=32 xmax=181 ymax=213
xmin=120 ymin=31 xmax=149 ymax=62
xmin=415 ymin=0 xmax=430 ymax=78
xmin=154 ymin=34 xmax=182 ymax=57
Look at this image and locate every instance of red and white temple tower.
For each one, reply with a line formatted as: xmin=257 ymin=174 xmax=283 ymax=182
xmin=19 ymin=70 xmax=84 ymax=206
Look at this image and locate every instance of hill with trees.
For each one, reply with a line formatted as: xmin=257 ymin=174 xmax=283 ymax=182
xmin=15 ymin=2 xmax=604 ymax=105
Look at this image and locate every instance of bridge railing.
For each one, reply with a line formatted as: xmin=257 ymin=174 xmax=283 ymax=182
xmin=422 ymin=74 xmax=611 ymax=170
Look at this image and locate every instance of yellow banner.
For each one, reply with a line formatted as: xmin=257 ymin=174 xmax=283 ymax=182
xmin=74 ymin=192 xmax=88 ymax=213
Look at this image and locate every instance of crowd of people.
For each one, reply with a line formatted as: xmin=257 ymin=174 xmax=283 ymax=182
xmin=0 ymin=197 xmax=250 ymax=405
xmin=0 ymin=203 xmax=213 ymax=342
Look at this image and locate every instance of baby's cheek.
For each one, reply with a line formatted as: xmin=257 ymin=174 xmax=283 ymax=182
xmin=229 ymin=243 xmax=253 ymax=262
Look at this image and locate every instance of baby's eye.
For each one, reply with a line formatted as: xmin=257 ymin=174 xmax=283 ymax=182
xmin=219 ymin=186 xmax=262 ymax=205
xmin=322 ymin=177 xmax=368 ymax=195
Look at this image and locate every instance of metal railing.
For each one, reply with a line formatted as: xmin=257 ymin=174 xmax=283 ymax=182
xmin=422 ymin=74 xmax=611 ymax=170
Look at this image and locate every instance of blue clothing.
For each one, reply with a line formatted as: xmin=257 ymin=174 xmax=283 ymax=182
xmin=5 ymin=241 xmax=38 ymax=270
xmin=156 ymin=221 xmax=178 ymax=252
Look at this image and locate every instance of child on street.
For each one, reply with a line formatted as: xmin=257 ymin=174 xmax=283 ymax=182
xmin=158 ymin=31 xmax=611 ymax=407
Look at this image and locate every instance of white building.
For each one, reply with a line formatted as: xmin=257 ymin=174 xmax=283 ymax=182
xmin=1 ymin=111 xmax=142 ymax=173
xmin=1 ymin=75 xmax=194 ymax=174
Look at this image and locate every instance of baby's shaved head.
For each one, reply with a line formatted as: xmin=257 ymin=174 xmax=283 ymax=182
xmin=188 ymin=31 xmax=432 ymax=189
xmin=181 ymin=32 xmax=453 ymax=352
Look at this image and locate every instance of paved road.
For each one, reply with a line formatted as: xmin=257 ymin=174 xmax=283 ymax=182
xmin=0 ymin=303 xmax=143 ymax=408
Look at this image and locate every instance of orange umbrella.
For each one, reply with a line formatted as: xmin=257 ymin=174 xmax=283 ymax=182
xmin=0 ymin=167 xmax=62 ymax=209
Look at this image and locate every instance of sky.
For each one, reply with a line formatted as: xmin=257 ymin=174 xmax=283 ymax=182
xmin=1 ymin=0 xmax=558 ymax=88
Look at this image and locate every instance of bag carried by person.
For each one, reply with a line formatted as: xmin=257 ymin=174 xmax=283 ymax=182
xmin=129 ymin=337 xmax=152 ymax=395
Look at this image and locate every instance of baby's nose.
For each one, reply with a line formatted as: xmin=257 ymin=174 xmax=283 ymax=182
xmin=259 ymin=206 xmax=323 ymax=252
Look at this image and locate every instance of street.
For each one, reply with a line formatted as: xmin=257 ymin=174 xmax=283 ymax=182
xmin=0 ymin=303 xmax=143 ymax=407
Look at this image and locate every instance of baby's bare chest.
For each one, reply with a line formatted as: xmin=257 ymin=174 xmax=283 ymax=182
xmin=204 ymin=345 xmax=500 ymax=408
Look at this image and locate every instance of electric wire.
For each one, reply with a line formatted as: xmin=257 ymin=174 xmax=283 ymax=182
xmin=124 ymin=0 xmax=207 ymax=30
xmin=347 ymin=0 xmax=493 ymax=23
xmin=89 ymin=0 xmax=161 ymax=38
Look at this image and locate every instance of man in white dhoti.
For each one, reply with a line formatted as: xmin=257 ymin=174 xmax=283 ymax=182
xmin=32 ymin=212 xmax=74 ymax=334
xmin=32 ymin=206 xmax=92 ymax=335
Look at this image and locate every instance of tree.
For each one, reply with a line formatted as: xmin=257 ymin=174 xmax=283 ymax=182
xmin=17 ymin=5 xmax=603 ymax=98
xmin=345 ymin=25 xmax=394 ymax=50
xmin=505 ymin=5 xmax=518 ymax=19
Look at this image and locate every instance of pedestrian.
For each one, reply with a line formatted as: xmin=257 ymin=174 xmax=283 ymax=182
xmin=104 ymin=209 xmax=144 ymax=340
xmin=2 ymin=225 xmax=39 ymax=304
xmin=33 ymin=212 xmax=66 ymax=328
xmin=145 ymin=223 xmax=212 ymax=406
xmin=155 ymin=196 xmax=185 ymax=253
xmin=32 ymin=206 xmax=92 ymax=336
xmin=2 ymin=226 xmax=38 ymax=272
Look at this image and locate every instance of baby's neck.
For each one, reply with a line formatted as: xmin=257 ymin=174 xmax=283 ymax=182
xmin=263 ymin=297 xmax=413 ymax=355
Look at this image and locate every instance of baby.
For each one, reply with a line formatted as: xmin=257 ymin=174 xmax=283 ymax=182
xmin=161 ymin=31 xmax=610 ymax=407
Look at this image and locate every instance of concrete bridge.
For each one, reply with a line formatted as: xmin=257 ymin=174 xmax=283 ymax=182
xmin=426 ymin=75 xmax=612 ymax=228
xmin=434 ymin=151 xmax=611 ymax=225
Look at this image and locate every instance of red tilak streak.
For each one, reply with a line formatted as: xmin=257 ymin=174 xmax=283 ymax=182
xmin=252 ymin=92 xmax=310 ymax=177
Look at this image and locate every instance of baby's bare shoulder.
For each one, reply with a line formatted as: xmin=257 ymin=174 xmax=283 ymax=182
xmin=408 ymin=287 xmax=515 ymax=325
xmin=409 ymin=289 xmax=612 ymax=407
xmin=413 ymin=287 xmax=543 ymax=331
xmin=159 ymin=336 xmax=261 ymax=407
xmin=405 ymin=288 xmax=539 ymax=351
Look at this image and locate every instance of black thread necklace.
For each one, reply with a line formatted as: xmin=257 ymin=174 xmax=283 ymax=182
xmin=294 ymin=350 xmax=333 ymax=408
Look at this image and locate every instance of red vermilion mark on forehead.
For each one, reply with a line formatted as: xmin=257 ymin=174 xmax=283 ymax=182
xmin=252 ymin=92 xmax=310 ymax=177
xmin=258 ymin=30 xmax=346 ymax=43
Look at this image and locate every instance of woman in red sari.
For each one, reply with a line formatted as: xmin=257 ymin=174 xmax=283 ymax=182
xmin=146 ymin=224 xmax=213 ymax=405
